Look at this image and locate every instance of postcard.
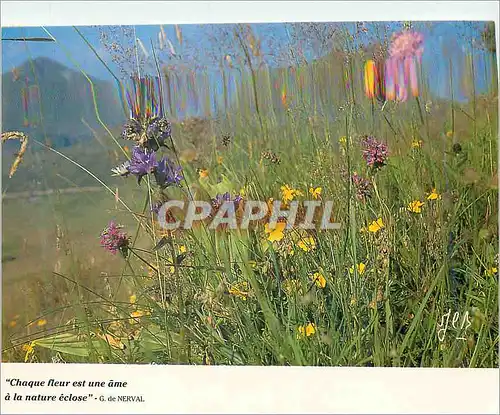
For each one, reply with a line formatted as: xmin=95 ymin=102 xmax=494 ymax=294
xmin=1 ymin=1 xmax=499 ymax=414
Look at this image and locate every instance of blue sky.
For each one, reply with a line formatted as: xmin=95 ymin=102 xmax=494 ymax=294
xmin=1 ymin=21 xmax=496 ymax=102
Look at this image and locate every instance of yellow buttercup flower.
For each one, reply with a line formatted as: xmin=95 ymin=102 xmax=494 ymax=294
xmin=367 ymin=218 xmax=384 ymax=233
xmin=265 ymin=222 xmax=286 ymax=242
xmin=310 ymin=272 xmax=326 ymax=288
xmin=427 ymin=188 xmax=441 ymax=200
xmin=297 ymin=236 xmax=316 ymax=252
xmin=446 ymin=130 xmax=453 ymax=138
xmin=199 ymin=169 xmax=209 ymax=179
xmin=37 ymin=319 xmax=47 ymax=327
xmin=297 ymin=323 xmax=316 ymax=338
xmin=281 ymin=185 xmax=303 ymax=203
xmin=349 ymin=262 xmax=366 ymax=275
xmin=179 ymin=245 xmax=187 ymax=253
xmin=485 ymin=267 xmax=497 ymax=277
xmin=339 ymin=136 xmax=347 ymax=146
xmin=411 ymin=139 xmax=423 ymax=148
xmin=281 ymin=185 xmax=295 ymax=203
xmin=129 ymin=294 xmax=137 ymax=304
xmin=309 ymin=187 xmax=322 ymax=199
xmin=408 ymin=200 xmax=424 ymax=213
xmin=217 ymin=155 xmax=224 ymax=165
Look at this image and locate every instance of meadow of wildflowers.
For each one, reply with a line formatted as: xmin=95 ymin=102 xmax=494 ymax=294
xmin=1 ymin=21 xmax=498 ymax=368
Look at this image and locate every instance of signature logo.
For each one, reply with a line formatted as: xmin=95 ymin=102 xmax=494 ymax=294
xmin=437 ymin=308 xmax=472 ymax=342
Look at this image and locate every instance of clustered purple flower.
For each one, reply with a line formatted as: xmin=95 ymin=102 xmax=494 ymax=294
xmin=146 ymin=117 xmax=172 ymax=151
xmin=211 ymin=192 xmax=242 ymax=210
xmin=121 ymin=145 xmax=183 ymax=187
xmin=129 ymin=146 xmax=158 ymax=182
xmin=361 ymin=136 xmax=388 ymax=169
xmin=155 ymin=156 xmax=183 ymax=188
xmin=100 ymin=221 xmax=129 ymax=256
xmin=351 ymin=172 xmax=372 ymax=201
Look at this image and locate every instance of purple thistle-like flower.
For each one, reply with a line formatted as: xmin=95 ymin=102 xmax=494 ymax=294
xmin=211 ymin=192 xmax=242 ymax=210
xmin=154 ymin=156 xmax=183 ymax=188
xmin=129 ymin=146 xmax=158 ymax=183
xmin=100 ymin=221 xmax=129 ymax=256
xmin=361 ymin=136 xmax=388 ymax=169
xmin=351 ymin=172 xmax=372 ymax=201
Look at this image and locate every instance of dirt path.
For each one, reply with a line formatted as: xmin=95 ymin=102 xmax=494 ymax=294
xmin=2 ymin=186 xmax=105 ymax=200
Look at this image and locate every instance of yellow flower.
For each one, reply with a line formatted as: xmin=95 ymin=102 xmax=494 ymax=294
xmin=265 ymin=222 xmax=286 ymax=242
xmin=408 ymin=200 xmax=424 ymax=213
xmin=229 ymin=281 xmax=249 ymax=300
xmin=367 ymin=218 xmax=384 ymax=233
xmin=339 ymin=136 xmax=347 ymax=146
xmin=349 ymin=262 xmax=366 ymax=275
xmin=217 ymin=155 xmax=224 ymax=165
xmin=281 ymin=185 xmax=303 ymax=203
xmin=411 ymin=139 xmax=423 ymax=148
xmin=37 ymin=319 xmax=47 ymax=327
xmin=281 ymin=185 xmax=295 ymax=202
xmin=199 ymin=169 xmax=209 ymax=179
xmin=309 ymin=187 xmax=322 ymax=199
xmin=427 ymin=188 xmax=441 ymax=200
xmin=22 ymin=342 xmax=35 ymax=362
xmin=8 ymin=320 xmax=17 ymax=328
xmin=297 ymin=236 xmax=316 ymax=252
xmin=446 ymin=130 xmax=453 ymax=138
xmin=131 ymin=310 xmax=150 ymax=318
xmin=179 ymin=245 xmax=187 ymax=253
xmin=129 ymin=294 xmax=137 ymax=304
xmin=310 ymin=272 xmax=326 ymax=288
xmin=297 ymin=322 xmax=316 ymax=338
xmin=364 ymin=59 xmax=377 ymax=98
xmin=485 ymin=267 xmax=498 ymax=277
xmin=350 ymin=296 xmax=357 ymax=306
xmin=129 ymin=309 xmax=151 ymax=323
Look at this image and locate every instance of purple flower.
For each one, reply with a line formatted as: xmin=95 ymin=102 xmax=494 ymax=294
xmin=129 ymin=146 xmax=158 ymax=183
xmin=146 ymin=117 xmax=172 ymax=151
xmin=211 ymin=192 xmax=242 ymax=210
xmin=154 ymin=156 xmax=183 ymax=188
xmin=361 ymin=136 xmax=388 ymax=169
xmin=151 ymin=200 xmax=163 ymax=215
xmin=351 ymin=172 xmax=372 ymax=201
xmin=100 ymin=221 xmax=129 ymax=256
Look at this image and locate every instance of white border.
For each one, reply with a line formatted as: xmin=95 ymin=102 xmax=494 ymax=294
xmin=1 ymin=364 xmax=499 ymax=414
xmin=1 ymin=1 xmax=499 ymax=414
xmin=1 ymin=1 xmax=499 ymax=27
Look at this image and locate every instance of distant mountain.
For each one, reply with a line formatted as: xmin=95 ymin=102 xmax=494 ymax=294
xmin=1 ymin=57 xmax=126 ymax=146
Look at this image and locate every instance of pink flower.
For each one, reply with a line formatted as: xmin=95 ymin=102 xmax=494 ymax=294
xmin=384 ymin=30 xmax=424 ymax=101
xmin=100 ymin=221 xmax=129 ymax=256
xmin=389 ymin=30 xmax=424 ymax=61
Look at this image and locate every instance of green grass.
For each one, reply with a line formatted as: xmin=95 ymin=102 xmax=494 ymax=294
xmin=1 ymin=24 xmax=498 ymax=367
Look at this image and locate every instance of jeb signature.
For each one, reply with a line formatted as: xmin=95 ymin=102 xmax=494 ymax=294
xmin=436 ymin=309 xmax=472 ymax=342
